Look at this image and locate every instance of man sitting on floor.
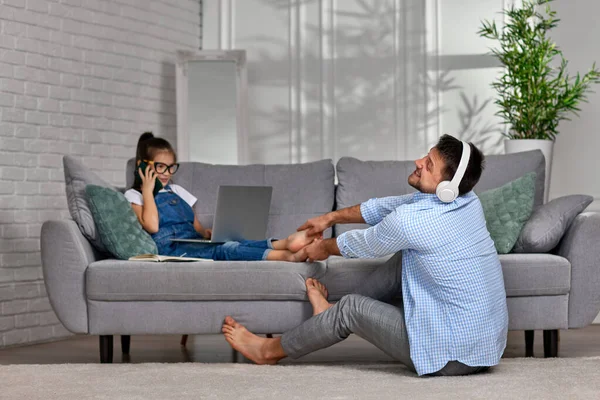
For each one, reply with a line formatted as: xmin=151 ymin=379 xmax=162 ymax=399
xmin=221 ymin=134 xmax=508 ymax=377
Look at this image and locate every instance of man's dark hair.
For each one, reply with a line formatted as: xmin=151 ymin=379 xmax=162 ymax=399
xmin=435 ymin=134 xmax=485 ymax=195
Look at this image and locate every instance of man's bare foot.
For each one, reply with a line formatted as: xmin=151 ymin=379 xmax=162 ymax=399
xmin=222 ymin=316 xmax=280 ymax=365
xmin=306 ymin=278 xmax=333 ymax=316
xmin=287 ymin=230 xmax=319 ymax=253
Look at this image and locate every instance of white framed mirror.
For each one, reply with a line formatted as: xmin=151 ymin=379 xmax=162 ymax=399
xmin=176 ymin=50 xmax=248 ymax=164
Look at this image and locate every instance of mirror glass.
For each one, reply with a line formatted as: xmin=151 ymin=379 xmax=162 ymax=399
xmin=177 ymin=50 xmax=247 ymax=165
xmin=187 ymin=60 xmax=238 ymax=164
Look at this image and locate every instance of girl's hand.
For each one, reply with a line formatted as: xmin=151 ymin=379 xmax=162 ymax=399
xmin=139 ymin=166 xmax=156 ymax=195
xmin=204 ymin=229 xmax=212 ymax=239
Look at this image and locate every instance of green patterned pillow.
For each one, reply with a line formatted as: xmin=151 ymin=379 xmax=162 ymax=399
xmin=85 ymin=184 xmax=158 ymax=259
xmin=479 ymin=172 xmax=536 ymax=254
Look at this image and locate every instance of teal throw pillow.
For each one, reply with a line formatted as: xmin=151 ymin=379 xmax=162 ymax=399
xmin=479 ymin=172 xmax=536 ymax=254
xmin=85 ymin=184 xmax=158 ymax=260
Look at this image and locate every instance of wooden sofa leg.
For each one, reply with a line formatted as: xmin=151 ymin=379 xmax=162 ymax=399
xmin=543 ymin=330 xmax=559 ymax=358
xmin=121 ymin=335 xmax=131 ymax=355
xmin=525 ymin=330 xmax=534 ymax=357
xmin=180 ymin=335 xmax=188 ymax=347
xmin=100 ymin=335 xmax=114 ymax=363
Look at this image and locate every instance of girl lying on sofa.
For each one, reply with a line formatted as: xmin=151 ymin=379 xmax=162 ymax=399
xmin=125 ymin=132 xmax=318 ymax=262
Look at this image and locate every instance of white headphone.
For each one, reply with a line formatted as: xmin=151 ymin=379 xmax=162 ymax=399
xmin=436 ymin=141 xmax=471 ymax=203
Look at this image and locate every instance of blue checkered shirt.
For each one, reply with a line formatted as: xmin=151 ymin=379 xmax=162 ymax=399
xmin=336 ymin=191 xmax=508 ymax=375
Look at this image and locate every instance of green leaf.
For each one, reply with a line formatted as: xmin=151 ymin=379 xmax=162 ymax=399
xmin=479 ymin=0 xmax=600 ymax=139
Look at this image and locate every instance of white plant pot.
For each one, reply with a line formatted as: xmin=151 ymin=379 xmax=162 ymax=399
xmin=504 ymin=139 xmax=554 ymax=203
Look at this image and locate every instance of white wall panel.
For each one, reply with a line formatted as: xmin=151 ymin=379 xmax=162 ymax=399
xmin=547 ymin=0 xmax=600 ymax=208
xmin=440 ymin=0 xmax=506 ymax=55
xmin=441 ymin=68 xmax=505 ymax=154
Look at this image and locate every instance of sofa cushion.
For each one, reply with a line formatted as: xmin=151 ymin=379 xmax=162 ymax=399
xmin=126 ymin=159 xmax=335 ymax=239
xmin=324 ymin=253 xmax=570 ymax=298
xmin=321 ymin=255 xmax=395 ymax=300
xmin=499 ymin=254 xmax=571 ymax=296
xmin=334 ymin=150 xmax=545 ymax=236
xmin=86 ymin=260 xmax=327 ymax=301
xmin=86 ymin=252 xmax=570 ymax=301
xmin=513 ymin=195 xmax=594 ymax=253
xmin=86 ymin=185 xmax=158 ymax=260
xmin=479 ymin=172 xmax=536 ymax=254
xmin=64 ymin=156 xmax=115 ymax=253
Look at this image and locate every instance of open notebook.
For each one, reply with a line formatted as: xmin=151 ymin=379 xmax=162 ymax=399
xmin=128 ymin=254 xmax=214 ymax=262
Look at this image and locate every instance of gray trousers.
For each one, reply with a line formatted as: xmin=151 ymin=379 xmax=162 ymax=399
xmin=280 ymin=252 xmax=489 ymax=377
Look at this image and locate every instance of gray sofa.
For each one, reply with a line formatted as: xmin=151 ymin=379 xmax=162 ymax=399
xmin=41 ymin=150 xmax=600 ymax=363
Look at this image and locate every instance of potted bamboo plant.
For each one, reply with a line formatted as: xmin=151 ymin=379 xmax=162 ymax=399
xmin=478 ymin=0 xmax=600 ymax=201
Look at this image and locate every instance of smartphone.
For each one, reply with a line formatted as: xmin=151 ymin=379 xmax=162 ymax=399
xmin=134 ymin=161 xmax=163 ymax=196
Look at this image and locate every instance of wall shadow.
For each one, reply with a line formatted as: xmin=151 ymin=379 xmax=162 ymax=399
xmin=233 ymin=0 xmax=503 ymax=163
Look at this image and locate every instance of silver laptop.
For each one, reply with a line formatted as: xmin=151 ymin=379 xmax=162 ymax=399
xmin=170 ymin=185 xmax=273 ymax=244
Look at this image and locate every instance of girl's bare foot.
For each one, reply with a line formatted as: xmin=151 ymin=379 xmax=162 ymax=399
xmin=266 ymin=249 xmax=310 ymax=262
xmin=306 ymin=278 xmax=333 ymax=316
xmin=222 ymin=316 xmax=281 ymax=365
xmin=291 ymin=247 xmax=309 ymax=262
xmin=287 ymin=230 xmax=319 ymax=253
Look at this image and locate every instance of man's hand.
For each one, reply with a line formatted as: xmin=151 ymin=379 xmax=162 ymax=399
xmin=204 ymin=229 xmax=212 ymax=239
xmin=298 ymin=205 xmax=365 ymax=236
xmin=305 ymin=239 xmax=331 ymax=262
xmin=297 ymin=214 xmax=332 ymax=237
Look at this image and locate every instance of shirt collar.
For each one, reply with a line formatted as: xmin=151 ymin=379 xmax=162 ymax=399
xmin=413 ymin=190 xmax=475 ymax=203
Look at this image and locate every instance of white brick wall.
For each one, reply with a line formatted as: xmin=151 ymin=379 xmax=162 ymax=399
xmin=0 ymin=0 xmax=202 ymax=348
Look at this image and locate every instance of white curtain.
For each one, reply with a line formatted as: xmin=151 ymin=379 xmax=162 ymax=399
xmin=202 ymin=0 xmax=508 ymax=164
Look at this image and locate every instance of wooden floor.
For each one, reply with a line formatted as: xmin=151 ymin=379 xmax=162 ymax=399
xmin=1 ymin=326 xmax=600 ymax=365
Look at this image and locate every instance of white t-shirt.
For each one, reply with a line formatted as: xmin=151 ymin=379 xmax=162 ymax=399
xmin=124 ymin=184 xmax=198 ymax=207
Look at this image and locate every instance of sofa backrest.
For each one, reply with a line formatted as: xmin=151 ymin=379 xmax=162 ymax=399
xmin=475 ymin=150 xmax=545 ymax=203
xmin=333 ymin=149 xmax=545 ymax=236
xmin=126 ymin=159 xmax=336 ymax=239
xmin=334 ymin=157 xmax=417 ymax=235
xmin=125 ymin=149 xmax=544 ymax=239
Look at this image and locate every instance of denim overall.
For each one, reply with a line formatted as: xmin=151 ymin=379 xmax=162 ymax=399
xmin=151 ymin=186 xmax=272 ymax=261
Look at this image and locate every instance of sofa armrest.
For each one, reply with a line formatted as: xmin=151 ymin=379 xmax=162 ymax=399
xmin=41 ymin=220 xmax=101 ymax=334
xmin=555 ymin=212 xmax=600 ymax=328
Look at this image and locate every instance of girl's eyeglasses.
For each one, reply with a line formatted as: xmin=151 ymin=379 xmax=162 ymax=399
xmin=144 ymin=160 xmax=180 ymax=175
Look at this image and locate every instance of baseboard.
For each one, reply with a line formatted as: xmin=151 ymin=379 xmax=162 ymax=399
xmin=0 ymin=333 xmax=74 ymax=350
